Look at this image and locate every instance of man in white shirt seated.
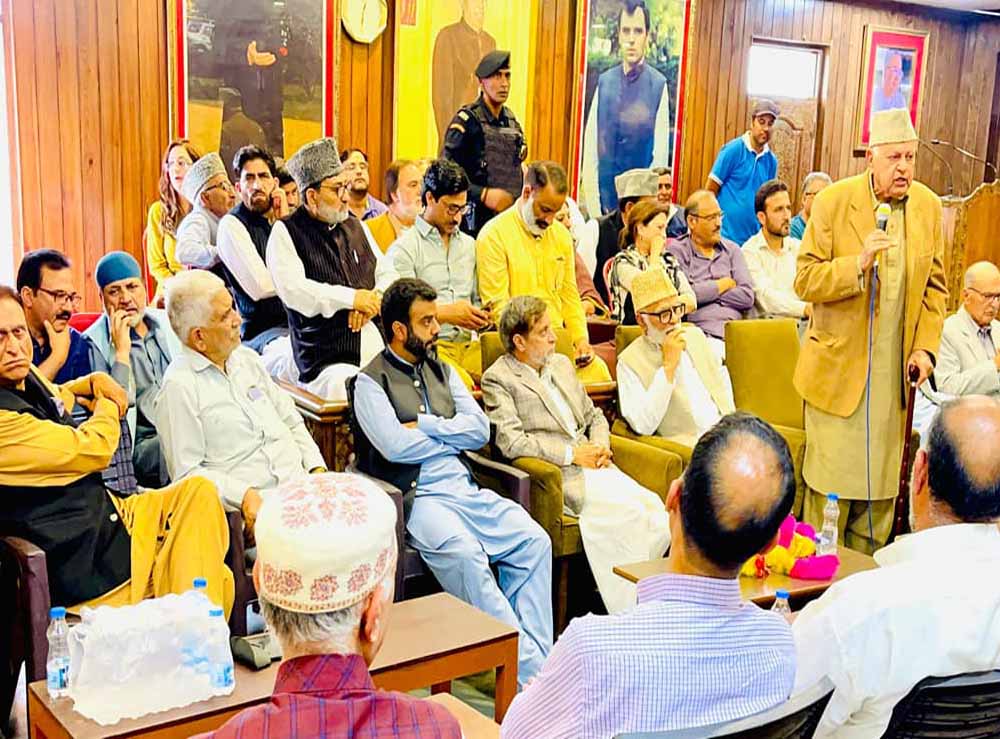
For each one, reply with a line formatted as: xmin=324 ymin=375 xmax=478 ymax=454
xmin=617 ymin=267 xmax=734 ymax=448
xmin=176 ymin=152 xmax=236 ymax=270
xmin=154 ymin=270 xmax=327 ymax=535
xmin=792 ymin=395 xmax=1000 ymax=738
xmin=265 ymin=137 xmax=395 ymax=401
xmin=742 ymin=179 xmax=810 ymax=322
xmin=482 ymin=295 xmax=669 ymax=614
xmin=913 ymin=261 xmax=1000 ymax=437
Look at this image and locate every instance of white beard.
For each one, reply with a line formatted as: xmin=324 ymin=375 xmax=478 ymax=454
xmin=126 ymin=310 xmax=145 ymax=329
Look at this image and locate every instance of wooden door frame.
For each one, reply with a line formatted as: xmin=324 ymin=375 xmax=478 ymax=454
xmin=749 ymin=36 xmax=830 ymax=174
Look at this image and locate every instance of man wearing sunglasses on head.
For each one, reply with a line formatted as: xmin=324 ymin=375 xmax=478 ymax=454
xmin=377 ymin=159 xmax=489 ymax=389
xmin=617 ymin=267 xmax=734 ymax=449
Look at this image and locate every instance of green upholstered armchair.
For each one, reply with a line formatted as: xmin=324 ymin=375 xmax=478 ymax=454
xmin=724 ymin=319 xmax=807 ymax=518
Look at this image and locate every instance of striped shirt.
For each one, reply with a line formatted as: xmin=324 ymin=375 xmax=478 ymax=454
xmin=500 ymin=573 xmax=796 ymax=739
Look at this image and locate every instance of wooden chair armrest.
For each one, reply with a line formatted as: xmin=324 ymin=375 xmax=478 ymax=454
xmin=346 ymin=465 xmax=406 ymax=599
xmin=0 ymin=536 xmax=50 ymax=682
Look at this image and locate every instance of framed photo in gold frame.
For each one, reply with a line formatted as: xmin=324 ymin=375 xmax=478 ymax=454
xmin=854 ymin=24 xmax=929 ymax=151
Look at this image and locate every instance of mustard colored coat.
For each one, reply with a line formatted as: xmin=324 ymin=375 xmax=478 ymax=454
xmin=793 ymin=172 xmax=948 ymax=417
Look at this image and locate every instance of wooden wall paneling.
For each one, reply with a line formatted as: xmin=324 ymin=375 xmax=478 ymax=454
xmin=532 ymin=0 xmax=556 ymax=161
xmin=116 ymin=0 xmax=142 ymax=279
xmin=96 ymin=0 xmax=123 ymax=262
xmin=32 ymin=0 xmax=64 ymax=252
xmin=5 ymin=0 xmax=37 ymax=257
xmin=77 ymin=0 xmax=105 ymax=308
xmin=551 ymin=0 xmax=574 ymax=168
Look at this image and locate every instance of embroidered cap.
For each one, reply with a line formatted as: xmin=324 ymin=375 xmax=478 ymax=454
xmin=286 ymin=137 xmax=343 ymax=191
xmin=180 ymin=152 xmax=227 ymax=204
xmin=614 ymin=169 xmax=659 ymax=201
xmin=869 ymin=108 xmax=918 ymax=147
xmin=255 ymin=473 xmax=398 ymax=613
xmin=631 ymin=265 xmax=681 ymax=314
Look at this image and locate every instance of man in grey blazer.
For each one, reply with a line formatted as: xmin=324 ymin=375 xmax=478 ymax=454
xmin=481 ymin=295 xmax=669 ymax=613
xmin=936 ymin=261 xmax=1000 ymax=397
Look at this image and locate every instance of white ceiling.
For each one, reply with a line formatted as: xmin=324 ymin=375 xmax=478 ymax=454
xmin=888 ymin=0 xmax=1000 ymax=11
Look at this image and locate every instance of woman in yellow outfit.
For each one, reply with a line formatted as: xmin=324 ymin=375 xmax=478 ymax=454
xmin=145 ymin=140 xmax=200 ymax=301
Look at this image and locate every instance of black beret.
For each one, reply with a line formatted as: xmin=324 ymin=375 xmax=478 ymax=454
xmin=475 ymin=50 xmax=511 ymax=79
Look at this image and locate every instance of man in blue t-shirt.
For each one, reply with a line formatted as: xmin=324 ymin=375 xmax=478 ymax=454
xmin=707 ymin=100 xmax=780 ymax=245
xmin=17 ymin=249 xmax=93 ymax=384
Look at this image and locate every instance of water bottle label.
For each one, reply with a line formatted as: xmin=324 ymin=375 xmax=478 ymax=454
xmin=211 ymin=663 xmax=234 ymax=689
xmin=47 ymin=662 xmax=69 ymax=692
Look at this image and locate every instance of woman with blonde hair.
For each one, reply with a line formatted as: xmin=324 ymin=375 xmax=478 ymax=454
xmin=145 ymin=139 xmax=201 ymax=300
xmin=608 ymin=199 xmax=696 ymax=324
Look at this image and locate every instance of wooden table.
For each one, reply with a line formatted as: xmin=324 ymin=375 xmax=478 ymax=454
xmin=428 ymin=694 xmax=500 ymax=739
xmin=614 ymin=546 xmax=877 ymax=608
xmin=28 ymin=593 xmax=517 ymax=738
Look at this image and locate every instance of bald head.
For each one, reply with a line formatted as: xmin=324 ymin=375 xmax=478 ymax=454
xmin=925 ymin=396 xmax=1000 ymax=523
xmin=962 ymin=261 xmax=1000 ymax=327
xmin=684 ymin=189 xmax=718 ymax=217
xmin=680 ymin=413 xmax=795 ymax=573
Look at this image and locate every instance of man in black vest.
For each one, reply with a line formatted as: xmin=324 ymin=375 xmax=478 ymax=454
xmin=591 ymin=168 xmax=658 ymax=304
xmin=0 ymin=286 xmax=233 ymax=612
xmin=217 ymin=145 xmax=290 ymax=357
xmin=266 ymin=137 xmax=388 ymax=401
xmin=442 ymin=50 xmax=527 ymax=237
xmin=350 ymin=278 xmax=553 ymax=688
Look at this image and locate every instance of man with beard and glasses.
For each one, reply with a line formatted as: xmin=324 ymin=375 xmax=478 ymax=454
xmin=341 ymin=148 xmax=388 ymax=222
xmin=266 ymin=138 xmax=396 ymax=401
xmin=667 ymin=190 xmax=755 ymax=360
xmin=707 ymin=100 xmax=780 ymax=245
xmin=85 ymin=252 xmax=182 ymax=488
xmin=17 ymin=249 xmax=92 ymax=384
xmin=477 ymin=160 xmax=612 ymax=383
xmin=366 ymin=159 xmax=425 ymax=254
xmin=350 ymin=278 xmax=553 ymax=688
xmin=155 ymin=270 xmax=326 ymax=533
xmin=216 ymin=146 xmax=291 ymax=359
xmin=743 ymin=179 xmax=811 ymax=322
xmin=378 ymin=159 xmax=489 ymax=389
xmin=175 ymin=153 xmax=237 ymax=272
xmin=791 ymin=395 xmax=1000 ymax=738
xmin=617 ymin=267 xmax=734 ymax=448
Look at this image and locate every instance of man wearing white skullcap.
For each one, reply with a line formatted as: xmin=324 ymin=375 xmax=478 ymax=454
xmin=265 ymin=137 xmax=398 ymax=401
xmin=175 ymin=152 xmax=236 ymax=270
xmin=194 ymin=473 xmax=461 ymax=738
xmin=794 ymin=107 xmax=947 ymax=551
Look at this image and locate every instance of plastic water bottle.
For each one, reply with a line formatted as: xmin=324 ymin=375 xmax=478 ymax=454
xmin=818 ymin=493 xmax=840 ymax=556
xmin=191 ymin=577 xmax=212 ymax=607
xmin=771 ymin=589 xmax=792 ymax=616
xmin=206 ymin=608 xmax=235 ymax=691
xmin=46 ymin=607 xmax=71 ymax=698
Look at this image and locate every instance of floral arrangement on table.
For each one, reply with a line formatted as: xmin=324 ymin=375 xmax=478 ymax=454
xmin=741 ymin=515 xmax=840 ymax=580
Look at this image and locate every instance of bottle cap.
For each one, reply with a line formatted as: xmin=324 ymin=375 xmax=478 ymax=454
xmin=209 ymin=608 xmax=224 ymax=618
xmin=827 ymin=493 xmax=839 ymax=502
xmin=193 ymin=577 xmax=207 ymax=589
xmin=49 ymin=606 xmax=67 ymax=619
xmin=775 ymin=589 xmax=789 ymax=599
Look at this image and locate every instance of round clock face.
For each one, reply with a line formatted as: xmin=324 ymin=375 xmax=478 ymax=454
xmin=342 ymin=0 xmax=388 ymax=45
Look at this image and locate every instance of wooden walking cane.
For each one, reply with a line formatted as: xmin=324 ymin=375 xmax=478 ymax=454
xmin=891 ymin=364 xmax=921 ymax=542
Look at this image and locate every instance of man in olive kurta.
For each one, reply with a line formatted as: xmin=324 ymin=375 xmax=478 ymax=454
xmin=793 ymin=109 xmax=948 ymax=553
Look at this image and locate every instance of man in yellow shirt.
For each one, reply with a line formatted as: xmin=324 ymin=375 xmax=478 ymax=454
xmin=476 ymin=161 xmax=611 ymax=383
xmin=0 ymin=285 xmax=233 ymax=614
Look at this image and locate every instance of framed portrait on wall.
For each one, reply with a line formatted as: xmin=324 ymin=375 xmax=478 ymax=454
xmin=571 ymin=0 xmax=695 ymax=217
xmin=855 ymin=25 xmax=929 ymax=150
xmin=167 ymin=0 xmax=337 ymax=171
xmin=392 ymin=0 xmax=539 ymax=160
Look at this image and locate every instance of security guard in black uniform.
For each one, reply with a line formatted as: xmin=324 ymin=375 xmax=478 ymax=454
xmin=442 ymin=50 xmax=527 ymax=237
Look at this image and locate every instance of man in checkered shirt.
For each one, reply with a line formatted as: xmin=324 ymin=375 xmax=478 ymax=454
xmin=500 ymin=412 xmax=797 ymax=739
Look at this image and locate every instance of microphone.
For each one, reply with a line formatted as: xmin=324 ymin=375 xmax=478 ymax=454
xmin=931 ymin=138 xmax=998 ymax=184
xmin=918 ymin=138 xmax=955 ymax=196
xmin=875 ymin=203 xmax=892 ymax=232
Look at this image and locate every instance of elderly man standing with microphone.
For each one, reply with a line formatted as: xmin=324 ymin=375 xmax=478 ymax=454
xmin=794 ymin=108 xmax=948 ymax=553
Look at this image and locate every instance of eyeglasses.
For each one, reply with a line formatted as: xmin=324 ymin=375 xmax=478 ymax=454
xmin=445 ymin=203 xmax=472 ymax=217
xmin=640 ymin=304 xmax=686 ymax=322
xmin=36 ymin=287 xmax=82 ymax=307
xmin=968 ymin=286 xmax=1000 ymax=303
xmin=318 ymin=183 xmax=349 ymax=198
xmin=205 ymin=180 xmax=235 ymax=194
xmin=689 ymin=212 xmax=724 ymax=223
